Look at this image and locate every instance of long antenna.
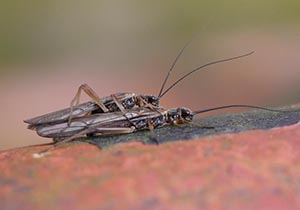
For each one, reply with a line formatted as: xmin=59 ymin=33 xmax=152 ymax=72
xmin=159 ymin=51 xmax=254 ymax=99
xmin=192 ymin=104 xmax=291 ymax=116
xmin=158 ymin=34 xmax=199 ymax=97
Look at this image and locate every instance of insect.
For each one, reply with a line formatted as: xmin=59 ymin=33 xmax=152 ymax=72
xmin=24 ymin=37 xmax=254 ymax=127
xmin=30 ymin=104 xmax=292 ymax=156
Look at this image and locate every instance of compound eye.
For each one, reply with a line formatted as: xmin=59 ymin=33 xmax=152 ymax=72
xmin=148 ymin=96 xmax=159 ymax=106
xmin=181 ymin=109 xmax=190 ymax=117
xmin=123 ymin=97 xmax=135 ymax=108
xmin=181 ymin=108 xmax=193 ymax=121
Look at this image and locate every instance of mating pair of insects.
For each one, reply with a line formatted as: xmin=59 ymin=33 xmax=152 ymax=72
xmin=25 ymin=39 xmax=282 ymax=155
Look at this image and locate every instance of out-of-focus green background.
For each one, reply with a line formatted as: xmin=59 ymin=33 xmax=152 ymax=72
xmin=1 ymin=1 xmax=300 ymax=150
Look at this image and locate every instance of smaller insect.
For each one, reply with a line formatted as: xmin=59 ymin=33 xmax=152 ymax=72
xmin=24 ymin=36 xmax=253 ymax=127
xmin=29 ymin=104 xmax=290 ymax=156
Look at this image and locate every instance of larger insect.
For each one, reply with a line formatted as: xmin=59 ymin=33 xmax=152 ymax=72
xmin=24 ymin=37 xmax=253 ymax=127
xmin=29 ymin=104 xmax=292 ymax=156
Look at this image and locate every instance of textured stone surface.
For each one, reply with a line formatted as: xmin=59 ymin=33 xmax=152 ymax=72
xmin=1 ymin=107 xmax=300 ymax=210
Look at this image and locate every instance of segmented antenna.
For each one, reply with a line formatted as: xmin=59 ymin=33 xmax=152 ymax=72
xmin=157 ymin=36 xmax=196 ymax=98
xmin=192 ymin=104 xmax=292 ymax=115
xmin=159 ymin=51 xmax=254 ymax=99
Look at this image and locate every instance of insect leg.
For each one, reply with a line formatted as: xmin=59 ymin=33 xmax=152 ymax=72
xmin=111 ymin=94 xmax=126 ymax=112
xmin=37 ymin=129 xmax=90 ymax=155
xmin=135 ymin=95 xmax=147 ymax=107
xmin=189 ymin=121 xmax=215 ymax=129
xmin=68 ymin=84 xmax=109 ymax=125
xmin=35 ymin=126 xmax=137 ymax=157
xmin=93 ymin=126 xmax=136 ymax=134
xmin=111 ymin=94 xmax=143 ymax=129
xmin=146 ymin=118 xmax=159 ymax=145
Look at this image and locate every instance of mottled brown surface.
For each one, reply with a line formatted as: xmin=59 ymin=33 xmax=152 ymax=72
xmin=1 ymin=123 xmax=300 ymax=210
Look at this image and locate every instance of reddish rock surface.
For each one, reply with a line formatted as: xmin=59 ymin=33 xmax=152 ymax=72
xmin=1 ymin=124 xmax=300 ymax=210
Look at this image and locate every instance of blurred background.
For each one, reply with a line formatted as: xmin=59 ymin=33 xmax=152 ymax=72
xmin=1 ymin=0 xmax=300 ymax=150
